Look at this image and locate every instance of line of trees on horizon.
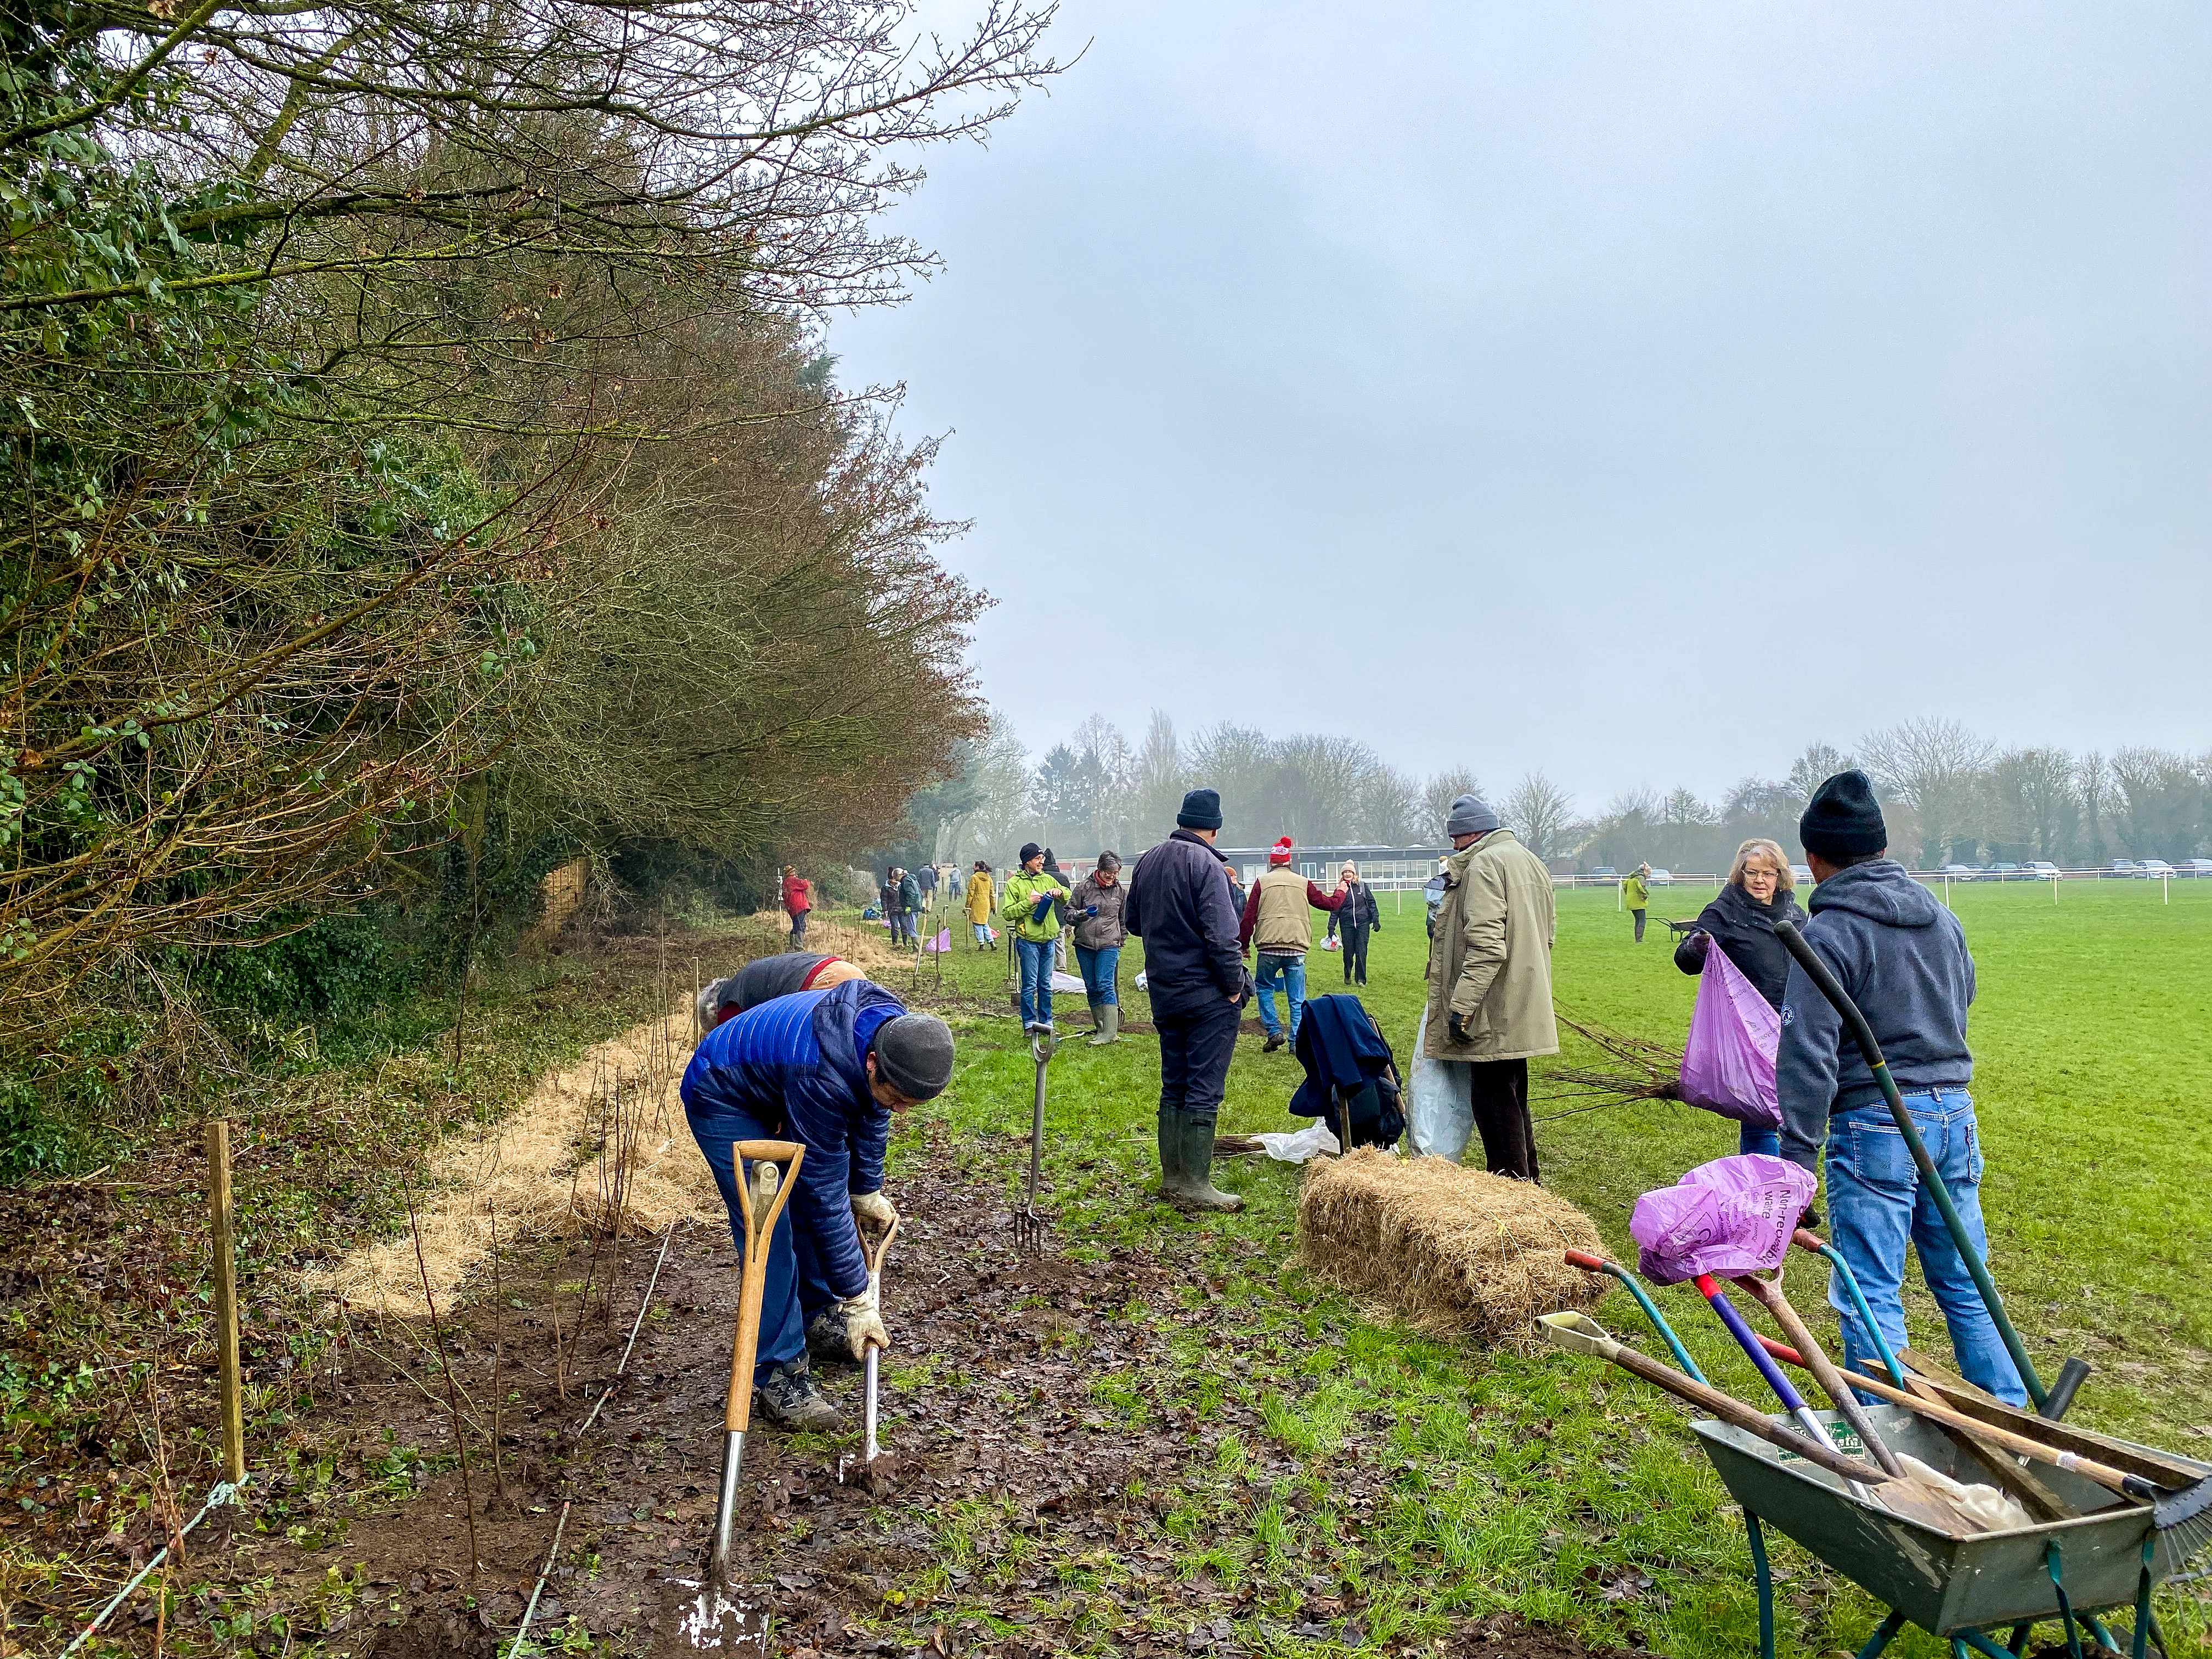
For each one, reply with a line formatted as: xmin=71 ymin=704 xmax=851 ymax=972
xmin=893 ymin=714 xmax=2211 ymax=878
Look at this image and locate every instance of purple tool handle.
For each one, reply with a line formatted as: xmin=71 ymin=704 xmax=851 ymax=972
xmin=1695 ymin=1274 xmax=1810 ymax=1414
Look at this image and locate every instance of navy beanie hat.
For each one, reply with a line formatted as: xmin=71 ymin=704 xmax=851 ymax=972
xmin=872 ymin=1013 xmax=956 ymax=1100
xmin=1799 ymin=770 xmax=1887 ymax=857
xmin=1018 ymin=842 xmax=1042 ymax=865
xmin=1176 ymin=788 xmax=1224 ymax=831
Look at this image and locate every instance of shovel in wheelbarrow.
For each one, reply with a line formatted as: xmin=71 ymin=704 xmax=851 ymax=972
xmin=680 ymin=1138 xmax=802 ymax=1651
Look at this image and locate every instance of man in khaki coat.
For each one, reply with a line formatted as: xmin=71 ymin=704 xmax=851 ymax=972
xmin=1421 ymin=793 xmax=1558 ymax=1180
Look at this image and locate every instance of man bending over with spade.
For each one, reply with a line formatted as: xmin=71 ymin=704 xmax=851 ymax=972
xmin=681 ymin=978 xmax=956 ymax=1429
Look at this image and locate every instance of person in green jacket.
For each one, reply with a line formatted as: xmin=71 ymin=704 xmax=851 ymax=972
xmin=1623 ymin=863 xmax=1651 ymax=943
xmin=1001 ymin=844 xmax=1069 ymax=1033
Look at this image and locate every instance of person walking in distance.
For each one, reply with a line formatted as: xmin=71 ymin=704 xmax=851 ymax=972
xmin=1624 ymin=863 xmax=1651 ymax=943
xmin=1066 ymin=851 xmax=1130 ymax=1045
xmin=781 ymin=865 xmax=814 ymax=948
xmin=1125 ymin=789 xmax=1248 ymax=1211
xmin=964 ymin=860 xmax=996 ymax=949
xmin=1674 ymin=838 xmax=1806 ymax=1157
xmin=1421 ymin=793 xmax=1558 ymax=1181
xmin=1001 ymin=844 xmax=1068 ymax=1034
xmin=1330 ymin=860 xmax=1380 ymax=987
xmin=1775 ymin=771 xmax=2024 ymax=1405
xmin=917 ymin=862 xmax=939 ymax=914
xmin=1239 ymin=838 xmax=1347 ymax=1052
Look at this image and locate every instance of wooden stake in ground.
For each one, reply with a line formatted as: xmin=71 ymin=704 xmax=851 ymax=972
xmin=205 ymin=1120 xmax=247 ymax=1486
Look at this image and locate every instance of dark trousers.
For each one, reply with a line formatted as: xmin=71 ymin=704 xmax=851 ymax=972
xmin=889 ymin=909 xmax=913 ymax=945
xmin=1469 ymin=1057 xmax=1538 ymax=1182
xmin=1340 ymin=924 xmax=1369 ymax=984
xmin=788 ymin=910 xmax=808 ymax=947
xmin=1155 ymin=996 xmax=1241 ymax=1128
xmin=1631 ymin=907 xmax=1647 ymax=943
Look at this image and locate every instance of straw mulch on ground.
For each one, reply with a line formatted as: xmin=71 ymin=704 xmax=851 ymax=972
xmin=316 ymin=1011 xmax=721 ymax=1319
xmin=1297 ymin=1148 xmax=1608 ymax=1347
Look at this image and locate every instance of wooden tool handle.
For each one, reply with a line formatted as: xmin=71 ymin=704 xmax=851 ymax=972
xmin=1830 ymin=1363 xmax=2146 ymax=1498
xmin=1734 ymin=1274 xmax=1908 ymax=1479
xmin=1600 ymin=1340 xmax=1891 ymax=1487
xmin=859 ymin=1211 xmax=901 ymax=1276
xmin=725 ymin=1141 xmax=805 ymax=1434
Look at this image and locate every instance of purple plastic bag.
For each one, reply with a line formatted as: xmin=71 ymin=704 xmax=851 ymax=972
xmin=1630 ymin=1154 xmax=1818 ymax=1285
xmin=1679 ymin=935 xmax=1782 ymax=1128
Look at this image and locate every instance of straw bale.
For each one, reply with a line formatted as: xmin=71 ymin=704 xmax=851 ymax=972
xmin=315 ymin=1012 xmax=722 ymax=1319
xmin=1296 ymin=1148 xmax=1607 ymax=1346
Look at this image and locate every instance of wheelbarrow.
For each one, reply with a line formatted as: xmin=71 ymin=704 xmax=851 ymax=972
xmin=1697 ymin=1402 xmax=2189 ymax=1659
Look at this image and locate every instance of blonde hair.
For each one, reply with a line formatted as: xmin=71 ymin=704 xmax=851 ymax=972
xmin=1730 ymin=839 xmax=1794 ymax=895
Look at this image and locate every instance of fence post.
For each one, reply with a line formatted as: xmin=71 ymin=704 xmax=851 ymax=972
xmin=207 ymin=1120 xmax=246 ymax=1487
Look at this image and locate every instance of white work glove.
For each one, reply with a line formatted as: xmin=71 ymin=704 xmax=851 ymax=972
xmin=850 ymin=1190 xmax=898 ymax=1231
xmin=832 ymin=1293 xmax=890 ymax=1359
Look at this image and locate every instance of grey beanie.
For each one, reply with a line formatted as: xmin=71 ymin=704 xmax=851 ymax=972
xmin=871 ymin=1013 xmax=955 ymax=1099
xmin=1446 ymin=793 xmax=1499 ymax=838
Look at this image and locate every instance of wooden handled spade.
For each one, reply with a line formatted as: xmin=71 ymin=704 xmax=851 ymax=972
xmin=706 ymin=1139 xmax=803 ymax=1597
xmin=858 ymin=1207 xmax=900 ymax=1468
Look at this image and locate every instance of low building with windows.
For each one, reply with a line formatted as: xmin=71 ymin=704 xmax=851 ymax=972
xmin=1214 ymin=844 xmax=1450 ymax=890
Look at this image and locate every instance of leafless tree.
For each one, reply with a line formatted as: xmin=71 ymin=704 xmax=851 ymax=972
xmin=1502 ymin=772 xmax=1576 ymax=861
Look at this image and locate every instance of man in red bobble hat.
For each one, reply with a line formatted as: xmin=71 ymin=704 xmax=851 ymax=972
xmin=1239 ymin=838 xmax=1348 ymax=1052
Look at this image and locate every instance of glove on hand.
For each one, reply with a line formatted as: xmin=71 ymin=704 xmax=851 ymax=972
xmin=850 ymin=1189 xmax=898 ymax=1231
xmin=1447 ymin=1010 xmax=1470 ymax=1045
xmin=832 ymin=1294 xmax=890 ymax=1359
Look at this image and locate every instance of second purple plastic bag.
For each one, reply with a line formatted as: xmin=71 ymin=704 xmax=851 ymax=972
xmin=1629 ymin=1155 xmax=1818 ymax=1286
xmin=1679 ymin=937 xmax=1781 ymax=1127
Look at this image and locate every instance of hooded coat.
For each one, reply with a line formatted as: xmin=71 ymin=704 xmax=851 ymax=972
xmin=1775 ymin=859 xmax=1977 ymax=1173
xmin=1674 ymin=882 xmax=1807 ymax=1009
xmin=1421 ymin=828 xmax=1559 ymax=1062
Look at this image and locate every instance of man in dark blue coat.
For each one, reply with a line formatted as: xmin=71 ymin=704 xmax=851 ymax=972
xmin=1125 ymin=788 xmax=1248 ymax=1211
xmin=680 ymin=979 xmax=955 ymax=1427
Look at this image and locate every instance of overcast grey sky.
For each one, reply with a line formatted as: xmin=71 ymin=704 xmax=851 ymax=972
xmin=830 ymin=1 xmax=2211 ymax=809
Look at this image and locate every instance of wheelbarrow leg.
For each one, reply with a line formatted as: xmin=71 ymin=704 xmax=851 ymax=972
xmin=2129 ymin=1539 xmax=2155 ymax=1659
xmin=1854 ymin=1610 xmax=1906 ymax=1659
xmin=1744 ymin=1510 xmax=1775 ymax=1659
xmin=2006 ymin=1623 xmax=2031 ymax=1655
xmin=2045 ymin=1543 xmax=2085 ymax=1659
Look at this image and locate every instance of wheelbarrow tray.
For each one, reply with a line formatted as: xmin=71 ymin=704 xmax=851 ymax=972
xmin=1693 ymin=1404 xmax=2159 ymax=1635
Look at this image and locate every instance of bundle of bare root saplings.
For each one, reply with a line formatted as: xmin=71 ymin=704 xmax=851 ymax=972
xmin=1297 ymin=1149 xmax=1607 ymax=1345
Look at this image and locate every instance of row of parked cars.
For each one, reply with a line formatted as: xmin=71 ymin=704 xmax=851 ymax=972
xmin=1938 ymin=860 xmax=2212 ymax=880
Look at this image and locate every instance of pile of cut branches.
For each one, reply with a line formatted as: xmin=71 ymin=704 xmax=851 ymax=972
xmin=1541 ymin=1012 xmax=1684 ymax=1109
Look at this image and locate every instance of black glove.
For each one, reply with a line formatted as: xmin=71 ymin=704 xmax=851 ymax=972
xmin=1447 ymin=1010 xmax=1469 ymax=1044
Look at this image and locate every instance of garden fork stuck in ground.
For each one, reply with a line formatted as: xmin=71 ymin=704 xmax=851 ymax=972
xmin=1014 ymin=1028 xmax=1054 ymax=1255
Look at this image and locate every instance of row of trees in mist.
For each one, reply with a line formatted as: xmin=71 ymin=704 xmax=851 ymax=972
xmin=910 ymin=715 xmax=2211 ymax=876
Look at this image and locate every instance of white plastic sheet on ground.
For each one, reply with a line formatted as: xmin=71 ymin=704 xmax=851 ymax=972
xmin=1408 ymin=996 xmax=1475 ymax=1160
xmin=1252 ymin=1123 xmax=1340 ymax=1163
xmin=1050 ymin=970 xmax=1087 ymax=995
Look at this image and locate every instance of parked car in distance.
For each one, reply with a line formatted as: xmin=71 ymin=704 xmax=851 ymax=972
xmin=1646 ymin=868 xmax=1673 ymax=886
xmin=2136 ymin=859 xmax=2177 ymax=879
xmin=2109 ymin=860 xmax=2138 ymax=878
xmin=1991 ymin=862 xmax=2022 ymax=879
xmin=2183 ymin=860 xmax=2212 ymax=878
xmin=2026 ymin=861 xmax=2061 ymax=879
xmin=1590 ymin=866 xmax=1618 ymax=882
xmin=1790 ymin=864 xmax=1814 ymax=885
xmin=1941 ymin=864 xmax=1979 ymax=882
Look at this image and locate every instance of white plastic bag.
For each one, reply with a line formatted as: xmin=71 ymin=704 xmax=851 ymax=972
xmin=1133 ymin=969 xmax=1148 ymax=991
xmin=1252 ymin=1123 xmax=1341 ymax=1164
xmin=1408 ymin=996 xmax=1474 ymax=1160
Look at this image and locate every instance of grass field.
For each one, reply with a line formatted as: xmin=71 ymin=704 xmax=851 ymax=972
xmin=877 ymin=873 xmax=2212 ymax=1657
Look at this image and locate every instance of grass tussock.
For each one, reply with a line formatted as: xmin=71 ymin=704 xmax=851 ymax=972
xmin=1296 ymin=1148 xmax=1607 ymax=1346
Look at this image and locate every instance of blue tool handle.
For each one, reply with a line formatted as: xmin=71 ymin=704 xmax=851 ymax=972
xmin=1699 ymin=1276 xmax=1809 ymax=1414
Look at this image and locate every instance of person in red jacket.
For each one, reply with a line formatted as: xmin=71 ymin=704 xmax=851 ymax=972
xmin=782 ymin=865 xmax=813 ymax=946
xmin=1238 ymin=838 xmax=1347 ymax=1051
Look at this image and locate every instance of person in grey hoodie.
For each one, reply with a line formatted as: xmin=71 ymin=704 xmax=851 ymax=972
xmin=1775 ymin=770 xmax=2024 ymax=1406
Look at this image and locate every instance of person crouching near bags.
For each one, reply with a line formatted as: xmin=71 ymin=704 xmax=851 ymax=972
xmin=1776 ymin=770 xmax=2025 ymax=1406
xmin=695 ymin=953 xmax=865 ymax=1033
xmin=1065 ymin=851 xmax=1129 ymax=1045
xmin=679 ymin=979 xmax=955 ymax=1429
xmin=1673 ymin=838 xmax=1805 ymax=1157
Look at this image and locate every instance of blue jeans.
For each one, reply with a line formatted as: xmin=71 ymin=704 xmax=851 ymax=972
xmin=1017 ymin=936 xmax=1056 ymax=1028
xmin=1075 ymin=944 xmax=1120 ymax=1006
xmin=972 ymin=922 xmax=991 ymax=946
xmin=1824 ymin=1089 xmax=2026 ymax=1406
xmin=684 ymin=1098 xmax=835 ymax=1384
xmin=1739 ymin=1124 xmax=1781 ymax=1158
xmin=1254 ymin=952 xmax=1306 ymax=1040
